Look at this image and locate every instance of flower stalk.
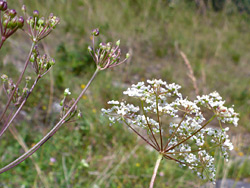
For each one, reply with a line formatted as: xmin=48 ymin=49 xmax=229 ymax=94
xmin=150 ymin=154 xmax=163 ymax=188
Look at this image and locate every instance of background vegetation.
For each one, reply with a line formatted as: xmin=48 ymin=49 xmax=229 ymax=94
xmin=0 ymin=0 xmax=249 ymax=187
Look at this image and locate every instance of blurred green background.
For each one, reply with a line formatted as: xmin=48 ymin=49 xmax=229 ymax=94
xmin=0 ymin=0 xmax=250 ymax=187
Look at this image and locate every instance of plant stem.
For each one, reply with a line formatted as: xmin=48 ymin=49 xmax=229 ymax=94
xmin=0 ymin=68 xmax=99 ymax=174
xmin=141 ymin=100 xmax=160 ymax=150
xmin=155 ymin=92 xmax=163 ymax=150
xmin=149 ymin=154 xmax=163 ymax=188
xmin=165 ymin=115 xmax=216 ymax=152
xmin=0 ymin=42 xmax=36 ymax=123
xmin=0 ymin=76 xmax=41 ymax=138
xmin=0 ymin=38 xmax=4 ymax=49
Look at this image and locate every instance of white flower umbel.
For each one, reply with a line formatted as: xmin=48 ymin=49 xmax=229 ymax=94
xmin=102 ymin=79 xmax=239 ymax=184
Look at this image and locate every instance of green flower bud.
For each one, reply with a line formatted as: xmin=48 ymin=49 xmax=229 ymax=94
xmin=91 ymin=28 xmax=99 ymax=36
xmin=126 ymin=53 xmax=130 ymax=59
xmin=0 ymin=1 xmax=7 ymax=11
xmin=8 ymin=9 xmax=17 ymax=18
xmin=38 ymin=17 xmax=45 ymax=26
xmin=2 ymin=20 xmax=8 ymax=27
xmin=21 ymin=5 xmax=26 ymax=13
xmin=116 ymin=40 xmax=120 ymax=46
xmin=1 ymin=74 xmax=8 ymax=82
xmin=9 ymin=16 xmax=18 ymax=29
xmin=17 ymin=16 xmax=24 ymax=28
xmin=27 ymin=16 xmax=34 ymax=27
xmin=49 ymin=58 xmax=55 ymax=66
xmin=60 ymin=100 xmax=64 ymax=106
xmin=25 ymin=76 xmax=31 ymax=83
xmin=88 ymin=46 xmax=93 ymax=52
xmin=30 ymin=54 xmax=35 ymax=62
xmin=33 ymin=10 xmax=39 ymax=18
xmin=77 ymin=110 xmax=82 ymax=119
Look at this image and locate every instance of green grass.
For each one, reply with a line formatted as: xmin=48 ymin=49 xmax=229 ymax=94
xmin=0 ymin=0 xmax=250 ymax=187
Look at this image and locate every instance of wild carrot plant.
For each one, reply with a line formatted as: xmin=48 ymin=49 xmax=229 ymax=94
xmin=102 ymin=79 xmax=239 ymax=187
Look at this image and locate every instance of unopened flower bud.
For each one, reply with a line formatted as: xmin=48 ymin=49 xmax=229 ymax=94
xmin=91 ymin=28 xmax=99 ymax=36
xmin=60 ymin=100 xmax=64 ymax=106
xmin=21 ymin=5 xmax=26 ymax=13
xmin=88 ymin=46 xmax=93 ymax=52
xmin=116 ymin=40 xmax=120 ymax=46
xmin=126 ymin=53 xmax=130 ymax=59
xmin=0 ymin=1 xmax=7 ymax=11
xmin=77 ymin=110 xmax=82 ymax=119
xmin=1 ymin=74 xmax=8 ymax=82
xmin=30 ymin=54 xmax=35 ymax=62
xmin=49 ymin=58 xmax=55 ymax=66
xmin=8 ymin=9 xmax=17 ymax=18
xmin=99 ymin=42 xmax=106 ymax=49
xmin=2 ymin=20 xmax=7 ymax=27
xmin=25 ymin=76 xmax=31 ymax=83
xmin=38 ymin=17 xmax=45 ymax=25
xmin=9 ymin=16 xmax=18 ymax=29
xmin=27 ymin=16 xmax=34 ymax=26
xmin=33 ymin=10 xmax=39 ymax=18
xmin=17 ymin=16 xmax=24 ymax=28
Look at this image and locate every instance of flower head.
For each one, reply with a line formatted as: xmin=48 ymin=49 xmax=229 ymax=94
xmin=88 ymin=29 xmax=130 ymax=70
xmin=23 ymin=8 xmax=60 ymax=42
xmin=0 ymin=2 xmax=24 ymax=45
xmin=102 ymin=79 xmax=239 ymax=183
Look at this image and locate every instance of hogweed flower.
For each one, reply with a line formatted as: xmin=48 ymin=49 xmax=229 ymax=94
xmin=102 ymin=79 xmax=239 ymax=185
xmin=88 ymin=28 xmax=130 ymax=70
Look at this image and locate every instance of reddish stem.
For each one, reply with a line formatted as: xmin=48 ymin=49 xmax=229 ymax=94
xmin=0 ymin=42 xmax=36 ymax=123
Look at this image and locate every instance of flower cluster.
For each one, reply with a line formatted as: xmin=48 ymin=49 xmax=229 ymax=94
xmin=22 ymin=7 xmax=60 ymax=42
xmin=29 ymin=45 xmax=55 ymax=75
xmin=88 ymin=28 xmax=130 ymax=70
xmin=1 ymin=75 xmax=32 ymax=106
xmin=0 ymin=0 xmax=24 ymax=46
xmin=102 ymin=79 xmax=239 ymax=183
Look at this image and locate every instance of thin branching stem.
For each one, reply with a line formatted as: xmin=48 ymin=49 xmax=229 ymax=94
xmin=0 ymin=42 xmax=36 ymax=123
xmin=0 ymin=68 xmax=100 ymax=174
xmin=123 ymin=120 xmax=159 ymax=151
xmin=141 ymin=100 xmax=160 ymax=150
xmin=163 ymin=112 xmax=187 ymax=151
xmin=0 ymin=12 xmax=3 ymax=36
xmin=165 ymin=115 xmax=216 ymax=152
xmin=155 ymin=88 xmax=163 ymax=150
xmin=0 ymin=75 xmax=41 ymax=137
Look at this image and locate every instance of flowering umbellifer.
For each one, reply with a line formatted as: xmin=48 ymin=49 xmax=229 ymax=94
xmin=102 ymin=79 xmax=239 ymax=187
